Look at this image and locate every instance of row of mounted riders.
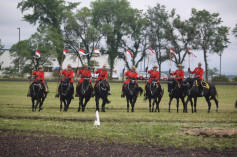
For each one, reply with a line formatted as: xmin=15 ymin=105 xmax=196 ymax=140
xmin=28 ymin=62 xmax=219 ymax=113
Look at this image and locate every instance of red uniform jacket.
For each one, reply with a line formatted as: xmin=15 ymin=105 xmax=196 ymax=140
xmin=171 ymin=70 xmax=184 ymax=81
xmin=32 ymin=71 xmax=44 ymax=83
xmin=191 ymin=67 xmax=204 ymax=80
xmin=148 ymin=70 xmax=159 ymax=83
xmin=61 ymin=70 xmax=74 ymax=83
xmin=96 ymin=69 xmax=108 ymax=81
xmin=78 ymin=69 xmax=91 ymax=83
xmin=124 ymin=71 xmax=138 ymax=84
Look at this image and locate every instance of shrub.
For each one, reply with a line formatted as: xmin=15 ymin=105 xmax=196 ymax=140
xmin=211 ymin=75 xmax=229 ymax=82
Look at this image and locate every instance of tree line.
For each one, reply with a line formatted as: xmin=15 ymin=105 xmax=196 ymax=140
xmin=6 ymin=0 xmax=236 ymax=80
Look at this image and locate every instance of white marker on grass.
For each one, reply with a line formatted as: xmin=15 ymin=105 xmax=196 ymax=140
xmin=94 ymin=110 xmax=100 ymax=126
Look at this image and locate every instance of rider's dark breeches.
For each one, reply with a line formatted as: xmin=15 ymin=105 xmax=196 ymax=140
xmin=197 ymin=79 xmax=203 ymax=90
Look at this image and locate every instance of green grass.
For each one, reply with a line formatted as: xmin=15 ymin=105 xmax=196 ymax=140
xmin=0 ymin=81 xmax=236 ymax=149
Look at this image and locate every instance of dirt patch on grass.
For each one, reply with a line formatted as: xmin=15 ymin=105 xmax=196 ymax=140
xmin=0 ymin=129 xmax=236 ymax=157
xmin=182 ymin=128 xmax=237 ymax=138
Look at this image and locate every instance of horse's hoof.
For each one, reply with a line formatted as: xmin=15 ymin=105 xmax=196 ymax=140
xmin=216 ymin=109 xmax=219 ymax=113
xmin=208 ymin=110 xmax=210 ymax=113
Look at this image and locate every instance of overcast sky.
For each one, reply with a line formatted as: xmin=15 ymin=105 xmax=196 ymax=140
xmin=0 ymin=0 xmax=237 ymax=74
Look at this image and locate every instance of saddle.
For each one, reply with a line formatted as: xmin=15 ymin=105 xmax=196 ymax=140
xmin=195 ymin=80 xmax=210 ymax=89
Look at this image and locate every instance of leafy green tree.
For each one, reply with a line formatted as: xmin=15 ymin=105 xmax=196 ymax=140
xmin=9 ymin=28 xmax=58 ymax=75
xmin=190 ymin=9 xmax=230 ymax=80
xmin=146 ymin=4 xmax=170 ymax=76
xmin=233 ymin=23 xmax=237 ymax=38
xmin=91 ymin=0 xmax=132 ymax=79
xmin=17 ymin=0 xmax=80 ymax=64
xmin=165 ymin=9 xmax=198 ymax=68
xmin=64 ymin=7 xmax=103 ymax=67
xmin=121 ymin=8 xmax=148 ymax=69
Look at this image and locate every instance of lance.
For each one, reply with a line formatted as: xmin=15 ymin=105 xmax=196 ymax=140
xmin=169 ymin=48 xmax=171 ymax=73
xmin=146 ymin=51 xmax=150 ymax=82
xmin=188 ymin=48 xmax=191 ymax=77
xmin=28 ymin=43 xmax=38 ymax=95
xmin=121 ymin=53 xmax=126 ymax=95
xmin=55 ymin=46 xmax=65 ymax=96
xmin=76 ymin=40 xmax=80 ymax=81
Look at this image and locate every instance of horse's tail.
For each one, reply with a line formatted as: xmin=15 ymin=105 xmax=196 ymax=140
xmin=138 ymin=87 xmax=143 ymax=96
xmin=210 ymin=83 xmax=218 ymax=98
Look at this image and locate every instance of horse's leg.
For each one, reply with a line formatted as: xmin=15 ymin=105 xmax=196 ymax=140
xmin=130 ymin=98 xmax=134 ymax=112
xmin=32 ymin=99 xmax=34 ymax=112
xmin=96 ymin=96 xmax=100 ymax=111
xmin=152 ymin=98 xmax=155 ymax=112
xmin=82 ymin=98 xmax=85 ymax=112
xmin=39 ymin=98 xmax=44 ymax=112
xmin=149 ymin=98 xmax=152 ymax=112
xmin=102 ymin=98 xmax=106 ymax=112
xmin=67 ymin=98 xmax=72 ymax=111
xmin=176 ymin=98 xmax=179 ymax=113
xmin=168 ymin=97 xmax=173 ymax=112
xmin=35 ymin=99 xmax=39 ymax=111
xmin=187 ymin=97 xmax=193 ymax=113
xmin=63 ymin=99 xmax=67 ymax=112
xmin=78 ymin=97 xmax=82 ymax=112
xmin=83 ymin=97 xmax=90 ymax=112
xmin=132 ymin=96 xmax=138 ymax=112
xmin=126 ymin=97 xmax=129 ymax=112
xmin=60 ymin=97 xmax=62 ymax=112
xmin=156 ymin=97 xmax=162 ymax=112
xmin=205 ymin=96 xmax=211 ymax=113
xmin=213 ymin=97 xmax=219 ymax=113
xmin=181 ymin=97 xmax=187 ymax=113
xmin=194 ymin=97 xmax=197 ymax=113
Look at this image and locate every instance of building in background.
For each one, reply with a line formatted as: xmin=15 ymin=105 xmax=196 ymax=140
xmin=0 ymin=49 xmax=122 ymax=79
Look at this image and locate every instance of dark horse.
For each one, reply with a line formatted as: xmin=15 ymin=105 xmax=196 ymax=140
xmin=167 ymin=78 xmax=189 ymax=113
xmin=76 ymin=78 xmax=93 ymax=112
xmin=124 ymin=78 xmax=143 ymax=112
xmin=145 ymin=80 xmax=164 ymax=112
xmin=59 ymin=77 xmax=73 ymax=112
xmin=30 ymin=80 xmax=47 ymax=112
xmin=184 ymin=77 xmax=219 ymax=113
xmin=94 ymin=79 xmax=110 ymax=112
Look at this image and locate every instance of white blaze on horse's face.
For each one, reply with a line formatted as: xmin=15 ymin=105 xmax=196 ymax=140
xmin=131 ymin=80 xmax=135 ymax=84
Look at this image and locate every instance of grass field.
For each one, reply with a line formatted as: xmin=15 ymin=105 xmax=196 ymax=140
xmin=0 ymin=81 xmax=236 ymax=150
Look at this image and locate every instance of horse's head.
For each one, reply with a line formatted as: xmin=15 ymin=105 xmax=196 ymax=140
xmin=31 ymin=81 xmax=43 ymax=97
xmin=83 ymin=77 xmax=90 ymax=85
xmin=129 ymin=77 xmax=136 ymax=85
xmin=63 ymin=77 xmax=71 ymax=84
xmin=167 ymin=78 xmax=176 ymax=93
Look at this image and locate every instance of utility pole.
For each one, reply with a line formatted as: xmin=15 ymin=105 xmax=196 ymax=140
xmin=17 ymin=28 xmax=20 ymax=76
